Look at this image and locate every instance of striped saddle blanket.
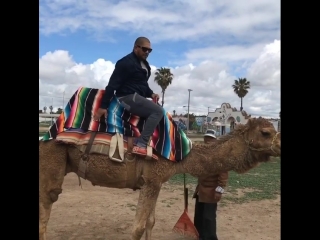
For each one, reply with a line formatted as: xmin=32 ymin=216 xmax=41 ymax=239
xmin=42 ymin=87 xmax=192 ymax=162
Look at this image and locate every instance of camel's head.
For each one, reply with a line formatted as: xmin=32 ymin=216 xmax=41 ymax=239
xmin=244 ymin=117 xmax=281 ymax=159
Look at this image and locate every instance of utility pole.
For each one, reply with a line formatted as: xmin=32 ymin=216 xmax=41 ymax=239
xmin=187 ymin=89 xmax=192 ymax=134
xmin=208 ymin=107 xmax=210 ymax=114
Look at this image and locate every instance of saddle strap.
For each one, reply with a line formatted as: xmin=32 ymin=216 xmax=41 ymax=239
xmin=127 ymin=137 xmax=134 ymax=151
xmin=78 ymin=131 xmax=97 ymax=180
xmin=84 ymin=131 xmax=98 ymax=157
xmin=117 ymin=133 xmax=124 ymax=160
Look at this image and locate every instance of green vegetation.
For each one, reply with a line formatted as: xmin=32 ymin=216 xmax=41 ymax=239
xmin=154 ymin=67 xmax=174 ymax=107
xmin=39 ymin=123 xmax=50 ymax=127
xmin=232 ymin=77 xmax=250 ymax=111
xmin=169 ymin=157 xmax=280 ymax=204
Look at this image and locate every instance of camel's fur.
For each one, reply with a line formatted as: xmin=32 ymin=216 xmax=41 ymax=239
xmin=39 ymin=117 xmax=280 ymax=240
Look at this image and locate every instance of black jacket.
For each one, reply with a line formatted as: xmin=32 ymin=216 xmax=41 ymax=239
xmin=100 ymin=51 xmax=154 ymax=109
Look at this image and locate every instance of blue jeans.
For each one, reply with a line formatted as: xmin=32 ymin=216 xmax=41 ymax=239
xmin=119 ymin=93 xmax=164 ymax=147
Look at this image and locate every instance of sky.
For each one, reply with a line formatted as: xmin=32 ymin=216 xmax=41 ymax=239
xmin=39 ymin=0 xmax=280 ymax=118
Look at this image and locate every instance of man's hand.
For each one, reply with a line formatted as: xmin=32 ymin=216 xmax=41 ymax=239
xmin=151 ymin=93 xmax=160 ymax=102
xmin=93 ymin=108 xmax=108 ymax=121
xmin=214 ymin=192 xmax=222 ymax=202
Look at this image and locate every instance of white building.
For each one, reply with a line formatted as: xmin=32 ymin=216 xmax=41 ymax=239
xmin=206 ymin=102 xmax=250 ymax=127
xmin=205 ymin=103 xmax=280 ymax=134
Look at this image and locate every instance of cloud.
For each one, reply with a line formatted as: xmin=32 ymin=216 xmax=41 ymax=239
xmin=247 ymin=39 xmax=280 ymax=89
xmin=39 ymin=40 xmax=280 ymax=118
xmin=40 ymin=0 xmax=280 ymax=44
xmin=171 ymin=43 xmax=267 ymax=66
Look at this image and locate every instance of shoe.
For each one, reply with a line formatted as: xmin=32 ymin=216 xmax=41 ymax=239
xmin=132 ymin=146 xmax=158 ymax=160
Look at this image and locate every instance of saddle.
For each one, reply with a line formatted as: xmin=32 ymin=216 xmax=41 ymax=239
xmin=55 ymin=130 xmax=158 ymax=180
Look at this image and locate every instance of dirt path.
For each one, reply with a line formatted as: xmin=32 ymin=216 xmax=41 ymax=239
xmin=46 ymin=173 xmax=280 ymax=240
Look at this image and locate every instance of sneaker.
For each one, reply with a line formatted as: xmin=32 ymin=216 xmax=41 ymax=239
xmin=132 ymin=146 xmax=158 ymax=160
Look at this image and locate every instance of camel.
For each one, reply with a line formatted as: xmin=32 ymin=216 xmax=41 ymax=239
xmin=39 ymin=117 xmax=280 ymax=240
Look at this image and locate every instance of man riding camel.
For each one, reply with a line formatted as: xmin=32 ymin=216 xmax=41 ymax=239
xmin=93 ymin=37 xmax=163 ymax=158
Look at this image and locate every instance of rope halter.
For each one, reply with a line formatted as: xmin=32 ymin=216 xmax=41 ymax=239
xmin=245 ymin=132 xmax=280 ymax=155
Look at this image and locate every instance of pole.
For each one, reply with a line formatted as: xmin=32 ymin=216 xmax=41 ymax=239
xmin=184 ymin=89 xmax=192 ymax=206
xmin=44 ymin=101 xmax=46 ymax=124
xmin=51 ymin=98 xmax=54 ymax=125
xmin=187 ymin=89 xmax=192 ymax=133
xmin=208 ymin=107 xmax=210 ymax=114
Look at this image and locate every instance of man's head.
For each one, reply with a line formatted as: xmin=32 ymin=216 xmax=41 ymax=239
xmin=203 ymin=130 xmax=217 ymax=143
xmin=133 ymin=37 xmax=152 ymax=61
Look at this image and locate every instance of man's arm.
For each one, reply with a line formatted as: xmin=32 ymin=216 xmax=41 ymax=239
xmin=146 ymin=85 xmax=154 ymax=98
xmin=100 ymin=60 xmax=127 ymax=109
xmin=217 ymin=172 xmax=229 ymax=189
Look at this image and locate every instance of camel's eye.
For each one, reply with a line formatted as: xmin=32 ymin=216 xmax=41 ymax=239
xmin=260 ymin=129 xmax=271 ymax=137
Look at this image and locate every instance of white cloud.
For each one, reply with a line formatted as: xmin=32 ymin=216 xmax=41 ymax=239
xmin=39 ymin=40 xmax=280 ymax=118
xmin=40 ymin=0 xmax=280 ymax=44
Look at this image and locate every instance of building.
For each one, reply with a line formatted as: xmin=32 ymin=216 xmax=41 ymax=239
xmin=205 ymin=103 xmax=280 ymax=135
xmin=205 ymin=103 xmax=251 ymax=134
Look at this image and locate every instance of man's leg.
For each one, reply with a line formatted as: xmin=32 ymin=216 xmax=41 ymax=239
xmin=194 ymin=196 xmax=204 ymax=240
xmin=119 ymin=93 xmax=164 ymax=148
xmin=202 ymin=203 xmax=218 ymax=240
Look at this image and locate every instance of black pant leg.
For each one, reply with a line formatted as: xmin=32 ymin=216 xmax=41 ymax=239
xmin=202 ymin=202 xmax=218 ymax=240
xmin=194 ymin=196 xmax=204 ymax=239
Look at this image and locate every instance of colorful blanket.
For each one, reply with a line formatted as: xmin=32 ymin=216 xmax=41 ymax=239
xmin=42 ymin=87 xmax=192 ymax=162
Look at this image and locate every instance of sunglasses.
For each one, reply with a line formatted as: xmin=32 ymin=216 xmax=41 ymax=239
xmin=137 ymin=45 xmax=152 ymax=53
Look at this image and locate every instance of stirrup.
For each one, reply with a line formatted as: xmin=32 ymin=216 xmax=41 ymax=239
xmin=132 ymin=146 xmax=158 ymax=160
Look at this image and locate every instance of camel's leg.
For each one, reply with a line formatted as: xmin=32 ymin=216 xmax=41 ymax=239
xmin=39 ymin=142 xmax=67 ymax=240
xmin=131 ymin=180 xmax=161 ymax=240
xmin=145 ymin=205 xmax=156 ymax=240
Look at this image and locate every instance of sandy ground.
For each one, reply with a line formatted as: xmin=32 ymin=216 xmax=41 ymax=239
xmin=46 ymin=173 xmax=280 ymax=240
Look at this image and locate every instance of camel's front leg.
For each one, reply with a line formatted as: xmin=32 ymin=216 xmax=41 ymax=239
xmin=39 ymin=142 xmax=67 ymax=240
xmin=131 ymin=180 xmax=161 ymax=240
xmin=145 ymin=205 xmax=156 ymax=240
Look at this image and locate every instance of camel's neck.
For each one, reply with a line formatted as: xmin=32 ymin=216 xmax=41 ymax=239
xmin=175 ymin=137 xmax=263 ymax=177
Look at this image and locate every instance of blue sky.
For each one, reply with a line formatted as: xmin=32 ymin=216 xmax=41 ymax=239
xmin=40 ymin=31 xmax=188 ymax=67
xmin=39 ymin=0 xmax=280 ymax=118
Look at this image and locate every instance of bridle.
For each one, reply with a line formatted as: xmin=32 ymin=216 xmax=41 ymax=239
xmin=244 ymin=132 xmax=280 ymax=155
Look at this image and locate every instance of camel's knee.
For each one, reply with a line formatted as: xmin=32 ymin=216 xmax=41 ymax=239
xmin=131 ymin=225 xmax=145 ymax=240
xmin=146 ymin=215 xmax=155 ymax=229
xmin=49 ymin=188 xmax=62 ymax=202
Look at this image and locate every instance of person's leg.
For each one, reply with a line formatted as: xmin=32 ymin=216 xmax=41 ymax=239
xmin=194 ymin=196 xmax=204 ymax=240
xmin=202 ymin=203 xmax=218 ymax=240
xmin=119 ymin=93 xmax=164 ymax=147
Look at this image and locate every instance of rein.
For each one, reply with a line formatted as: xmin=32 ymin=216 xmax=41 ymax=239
xmin=244 ymin=132 xmax=280 ymax=155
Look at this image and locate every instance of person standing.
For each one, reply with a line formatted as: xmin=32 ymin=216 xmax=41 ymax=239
xmin=193 ymin=130 xmax=229 ymax=240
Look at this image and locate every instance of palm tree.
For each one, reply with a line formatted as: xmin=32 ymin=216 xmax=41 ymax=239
xmin=154 ymin=67 xmax=174 ymax=107
xmin=173 ymin=110 xmax=176 ymax=116
xmin=232 ymin=78 xmax=250 ymax=111
xmin=43 ymin=106 xmax=47 ymax=113
xmin=49 ymin=105 xmax=53 ymax=114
